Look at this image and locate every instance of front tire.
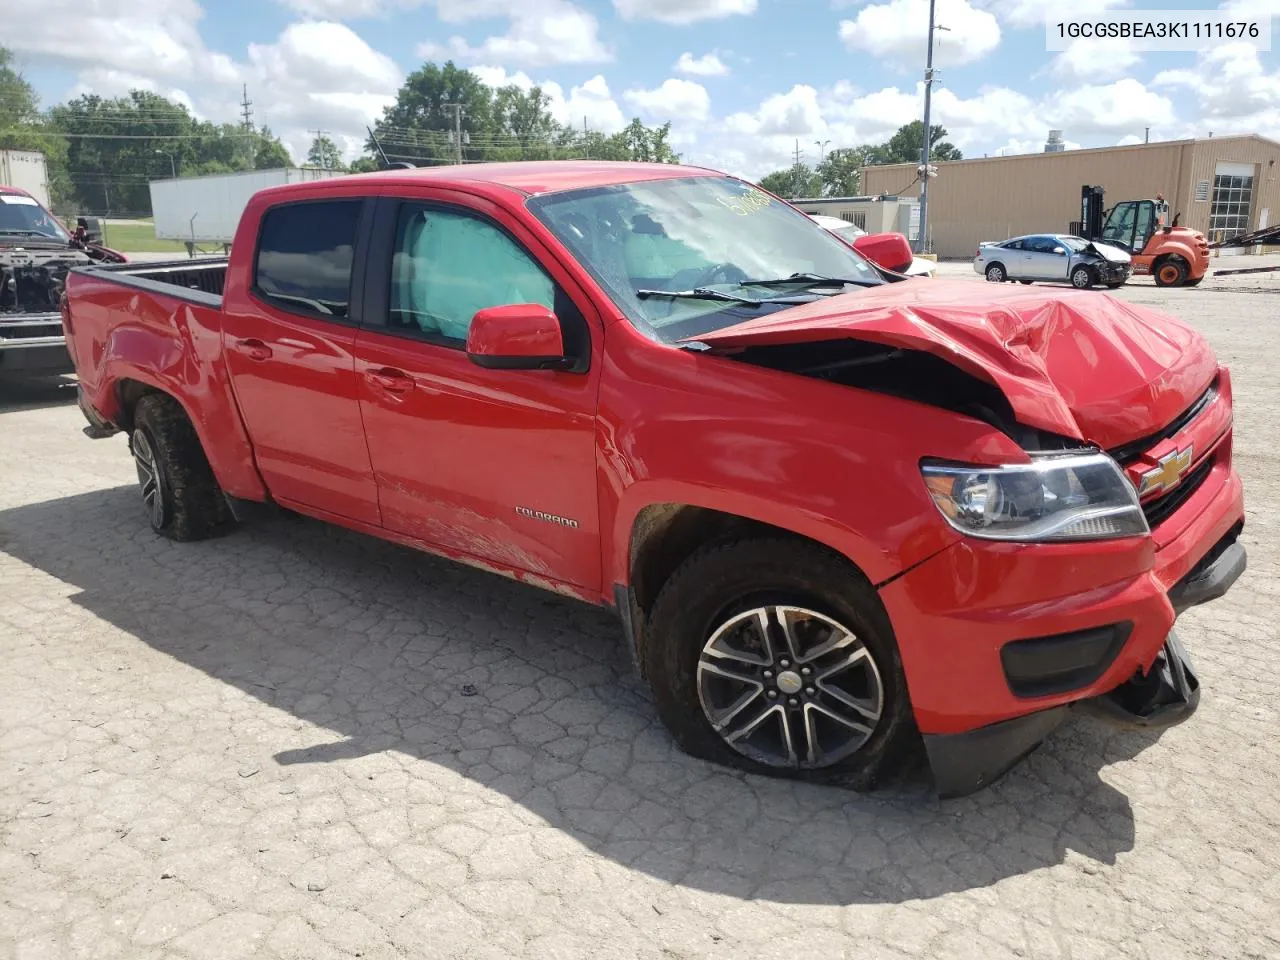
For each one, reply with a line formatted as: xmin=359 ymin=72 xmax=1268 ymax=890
xmin=985 ymin=263 xmax=1006 ymax=282
xmin=130 ymin=394 xmax=233 ymax=541
xmin=1154 ymin=258 xmax=1188 ymax=287
xmin=642 ymin=538 xmax=914 ymax=789
xmin=1070 ymin=265 xmax=1095 ymax=289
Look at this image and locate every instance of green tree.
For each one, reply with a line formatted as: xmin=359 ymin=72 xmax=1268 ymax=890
xmin=367 ymin=61 xmax=498 ymax=164
xmin=47 ymin=91 xmax=292 ymax=214
xmin=306 ymin=133 xmax=344 ymax=170
xmin=758 ymin=163 xmax=821 ymax=199
xmin=0 ymin=48 xmax=70 ymax=207
xmin=816 ymin=146 xmax=869 ymax=197
xmin=254 ymin=128 xmax=293 ymax=169
xmin=866 ymin=121 xmax=961 ymax=165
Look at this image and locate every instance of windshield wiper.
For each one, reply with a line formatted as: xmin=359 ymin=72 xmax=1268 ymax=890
xmin=740 ymin=272 xmax=877 ymax=288
xmin=635 ymin=286 xmax=762 ymax=304
xmin=0 ymin=229 xmax=49 ymax=237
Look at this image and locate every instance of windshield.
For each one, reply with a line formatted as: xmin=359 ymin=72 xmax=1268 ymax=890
xmin=0 ymin=194 xmax=70 ymax=242
xmin=526 ymin=175 xmax=883 ymax=342
xmin=1061 ymin=236 xmax=1089 ymax=252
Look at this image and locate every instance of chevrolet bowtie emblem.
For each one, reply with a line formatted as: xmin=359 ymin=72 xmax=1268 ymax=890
xmin=1137 ymin=445 xmax=1195 ymax=497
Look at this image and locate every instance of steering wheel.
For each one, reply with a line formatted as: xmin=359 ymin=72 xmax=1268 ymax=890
xmin=671 ymin=261 xmax=749 ymax=290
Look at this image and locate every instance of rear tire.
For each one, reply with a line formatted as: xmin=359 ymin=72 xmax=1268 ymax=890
xmin=642 ymin=537 xmax=914 ymax=790
xmin=985 ymin=263 xmax=1006 ymax=282
xmin=1154 ymin=258 xmax=1188 ymax=287
xmin=130 ymin=394 xmax=233 ymax=541
xmin=1186 ymin=275 xmax=1204 ymax=287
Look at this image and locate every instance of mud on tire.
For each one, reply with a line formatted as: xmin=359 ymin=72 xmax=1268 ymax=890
xmin=642 ymin=537 xmax=915 ymax=790
xmin=130 ymin=394 xmax=233 ymax=541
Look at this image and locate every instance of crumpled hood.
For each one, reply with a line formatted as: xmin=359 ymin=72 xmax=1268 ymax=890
xmin=691 ymin=279 xmax=1217 ymax=449
xmin=1085 ymin=241 xmax=1131 ymax=264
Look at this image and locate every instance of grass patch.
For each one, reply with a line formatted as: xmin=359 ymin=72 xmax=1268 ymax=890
xmin=98 ymin=222 xmax=190 ymax=254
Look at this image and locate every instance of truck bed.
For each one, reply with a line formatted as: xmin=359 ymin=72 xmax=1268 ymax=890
xmin=71 ymin=257 xmax=228 ymax=305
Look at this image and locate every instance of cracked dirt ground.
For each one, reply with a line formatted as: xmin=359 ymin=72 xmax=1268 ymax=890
xmin=2 ymin=279 xmax=1278 ymax=960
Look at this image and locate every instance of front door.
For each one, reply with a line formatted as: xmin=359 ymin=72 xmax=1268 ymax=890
xmin=353 ymin=194 xmax=602 ymax=591
xmin=221 ymin=196 xmax=381 ymax=526
xmin=1022 ymin=235 xmax=1066 ymax=280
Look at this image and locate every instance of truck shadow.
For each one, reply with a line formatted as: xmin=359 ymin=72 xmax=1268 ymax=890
xmin=0 ymin=486 xmax=1162 ymax=905
xmin=0 ymin=375 xmax=78 ymax=412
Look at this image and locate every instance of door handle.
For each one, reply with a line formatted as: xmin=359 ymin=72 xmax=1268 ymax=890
xmin=234 ymin=337 xmax=272 ymax=361
xmin=366 ymin=367 xmax=414 ymax=395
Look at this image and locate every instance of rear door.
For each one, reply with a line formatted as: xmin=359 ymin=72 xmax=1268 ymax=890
xmin=221 ymin=196 xmax=382 ymax=526
xmin=352 ymin=190 xmax=603 ymax=591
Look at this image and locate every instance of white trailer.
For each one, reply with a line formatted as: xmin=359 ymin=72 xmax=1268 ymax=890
xmin=0 ymin=150 xmax=51 ymax=208
xmin=149 ymin=168 xmax=347 ymax=246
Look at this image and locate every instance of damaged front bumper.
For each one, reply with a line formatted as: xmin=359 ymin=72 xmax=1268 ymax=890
xmin=922 ymin=526 xmax=1245 ymax=799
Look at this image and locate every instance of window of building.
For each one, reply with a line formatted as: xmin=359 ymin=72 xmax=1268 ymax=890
xmin=1208 ymin=165 xmax=1255 ymax=240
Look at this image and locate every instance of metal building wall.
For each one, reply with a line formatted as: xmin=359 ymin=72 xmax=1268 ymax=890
xmin=859 ymin=137 xmax=1280 ymax=258
xmin=1186 ymin=139 xmax=1280 ymax=241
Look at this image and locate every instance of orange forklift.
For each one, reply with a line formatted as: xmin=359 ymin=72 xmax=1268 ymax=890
xmin=1079 ymin=185 xmax=1210 ymax=287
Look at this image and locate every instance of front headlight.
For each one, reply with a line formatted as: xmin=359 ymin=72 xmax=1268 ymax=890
xmin=921 ymin=452 xmax=1148 ymax=542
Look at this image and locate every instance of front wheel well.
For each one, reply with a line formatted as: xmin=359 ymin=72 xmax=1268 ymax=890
xmin=626 ymin=503 xmax=869 ymax=622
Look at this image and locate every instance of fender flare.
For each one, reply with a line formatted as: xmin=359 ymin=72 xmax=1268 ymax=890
xmin=94 ymin=320 xmax=267 ymax=501
xmin=606 ymin=479 xmax=901 ymax=594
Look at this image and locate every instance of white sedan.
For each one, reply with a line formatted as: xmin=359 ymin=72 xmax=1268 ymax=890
xmin=809 ymin=214 xmax=937 ymax=277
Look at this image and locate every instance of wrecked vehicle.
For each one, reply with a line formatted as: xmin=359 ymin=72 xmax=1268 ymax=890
xmin=976 ymin=232 xmax=1132 ymax=289
xmin=63 ymin=162 xmax=1245 ymax=796
xmin=0 ymin=187 xmax=125 ymax=381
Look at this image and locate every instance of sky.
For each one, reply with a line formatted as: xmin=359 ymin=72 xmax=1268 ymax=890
xmin=7 ymin=0 xmax=1280 ymax=178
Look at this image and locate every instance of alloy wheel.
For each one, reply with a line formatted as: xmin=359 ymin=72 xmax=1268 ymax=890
xmin=131 ymin=431 xmax=167 ymax=530
xmin=696 ymin=605 xmax=884 ymax=769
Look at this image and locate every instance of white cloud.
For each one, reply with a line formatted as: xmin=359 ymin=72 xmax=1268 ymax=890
xmin=6 ymin=0 xmax=210 ymax=81
xmin=418 ymin=0 xmax=610 ymax=67
xmin=1046 ymin=78 xmax=1174 ymax=135
xmin=473 ymin=67 xmax=626 ymax=134
xmin=624 ymin=79 xmax=712 ymax=123
xmin=1046 ymin=38 xmax=1140 ymax=82
xmin=613 ymin=0 xmax=756 ymax=23
xmin=1154 ymin=43 xmax=1280 ymax=134
xmin=972 ymin=0 xmax=1128 ymax=29
xmin=675 ymin=52 xmax=730 ymax=77
xmin=839 ymin=0 xmax=1001 ymax=68
xmin=239 ymin=21 xmax=402 ymax=159
xmin=278 ymin=0 xmax=425 ymax=15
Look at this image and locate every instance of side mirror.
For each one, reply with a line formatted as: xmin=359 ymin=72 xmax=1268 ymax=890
xmin=466 ymin=303 xmax=572 ymax=371
xmin=79 ymin=217 xmax=103 ymax=242
xmin=1053 ymin=247 xmax=1066 ymax=255
xmin=851 ymin=232 xmax=914 ymax=273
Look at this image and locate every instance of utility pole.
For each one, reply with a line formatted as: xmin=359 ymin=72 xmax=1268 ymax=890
xmin=917 ymin=0 xmax=939 ymax=254
xmin=240 ymin=85 xmax=255 ymax=131
xmin=793 ymin=139 xmax=803 ymax=166
xmin=814 ymin=140 xmax=831 ymax=163
xmin=1145 ymin=126 xmax=1150 ymax=144
xmin=240 ymin=85 xmax=256 ymax=170
xmin=443 ymin=102 xmax=464 ymax=164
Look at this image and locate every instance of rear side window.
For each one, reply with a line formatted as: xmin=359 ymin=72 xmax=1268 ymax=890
xmin=255 ymin=200 xmax=363 ymax=319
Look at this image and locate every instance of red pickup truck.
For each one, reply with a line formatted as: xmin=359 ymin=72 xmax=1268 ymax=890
xmin=63 ymin=161 xmax=1246 ymax=796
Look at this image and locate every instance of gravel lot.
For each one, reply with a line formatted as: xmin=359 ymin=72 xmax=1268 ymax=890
xmin=2 ymin=268 xmax=1278 ymax=960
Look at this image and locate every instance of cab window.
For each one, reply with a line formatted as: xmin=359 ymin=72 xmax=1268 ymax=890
xmin=389 ymin=205 xmax=555 ymax=343
xmin=255 ymin=199 xmax=363 ymax=319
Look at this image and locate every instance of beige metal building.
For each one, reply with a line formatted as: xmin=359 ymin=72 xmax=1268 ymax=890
xmin=859 ymin=134 xmax=1280 ymax=258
